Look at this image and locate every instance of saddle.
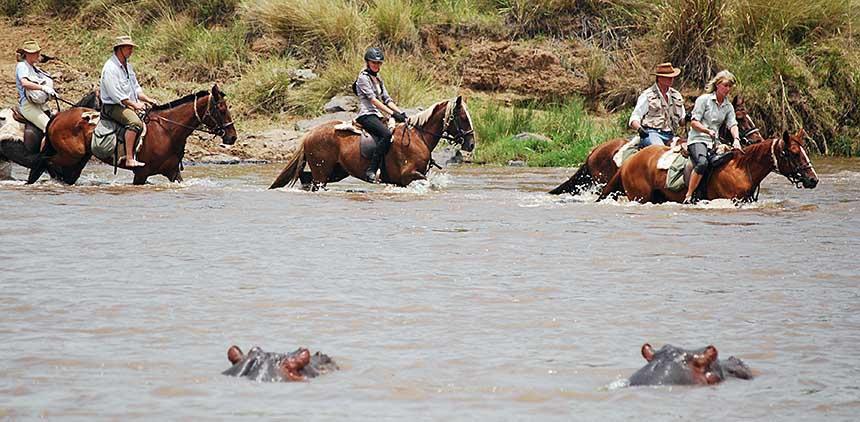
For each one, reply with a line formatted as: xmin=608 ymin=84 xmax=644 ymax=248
xmin=334 ymin=118 xmax=396 ymax=160
xmin=660 ymin=143 xmax=736 ymax=192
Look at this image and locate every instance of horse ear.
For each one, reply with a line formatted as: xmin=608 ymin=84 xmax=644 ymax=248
xmin=783 ymin=130 xmax=791 ymax=153
xmin=641 ymin=343 xmax=655 ymax=362
xmin=455 ymin=95 xmax=462 ymax=107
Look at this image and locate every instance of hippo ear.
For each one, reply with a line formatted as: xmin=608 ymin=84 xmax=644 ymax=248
xmin=641 ymin=343 xmax=655 ymax=362
xmin=693 ymin=345 xmax=718 ymax=368
xmin=227 ymin=345 xmax=244 ymax=364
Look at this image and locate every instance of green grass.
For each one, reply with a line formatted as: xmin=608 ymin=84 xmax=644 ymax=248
xmin=241 ymin=0 xmax=367 ymax=55
xmin=471 ymin=97 xmax=625 ymax=166
xmin=231 ymin=57 xmax=302 ymax=115
xmin=370 ymin=0 xmax=418 ymax=48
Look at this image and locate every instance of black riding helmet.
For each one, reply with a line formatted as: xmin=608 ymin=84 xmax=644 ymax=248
xmin=364 ymin=47 xmax=384 ymax=62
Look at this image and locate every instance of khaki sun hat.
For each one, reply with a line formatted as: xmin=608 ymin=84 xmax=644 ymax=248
xmin=113 ymin=35 xmax=138 ymax=49
xmin=16 ymin=40 xmax=41 ymax=55
xmin=654 ymin=62 xmax=681 ymax=78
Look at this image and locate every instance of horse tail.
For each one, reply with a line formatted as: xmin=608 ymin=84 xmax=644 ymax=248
xmin=597 ymin=170 xmax=624 ymax=202
xmin=269 ymin=139 xmax=306 ymax=189
xmin=549 ymin=163 xmax=593 ymax=195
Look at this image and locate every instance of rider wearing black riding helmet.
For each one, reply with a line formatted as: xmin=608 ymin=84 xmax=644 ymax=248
xmin=353 ymin=47 xmax=408 ymax=182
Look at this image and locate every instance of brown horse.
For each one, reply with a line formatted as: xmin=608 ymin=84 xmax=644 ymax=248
xmin=597 ymin=129 xmax=818 ymax=204
xmin=549 ymin=96 xmax=764 ymax=195
xmin=32 ymin=84 xmax=236 ymax=185
xmin=270 ymin=96 xmax=475 ymax=190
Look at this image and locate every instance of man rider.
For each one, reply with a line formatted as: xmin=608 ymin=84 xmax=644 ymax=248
xmin=629 ymin=62 xmax=686 ymax=148
xmin=99 ymin=35 xmax=157 ymax=168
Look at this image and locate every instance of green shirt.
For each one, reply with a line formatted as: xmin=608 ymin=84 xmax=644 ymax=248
xmin=688 ymin=93 xmax=738 ymax=146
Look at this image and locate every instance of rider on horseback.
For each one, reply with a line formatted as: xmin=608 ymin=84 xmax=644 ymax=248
xmin=99 ymin=36 xmax=158 ymax=168
xmin=353 ymin=47 xmax=408 ymax=182
xmin=629 ymin=62 xmax=686 ymax=148
xmin=685 ymin=70 xmax=743 ymax=204
xmin=15 ymin=40 xmax=57 ymax=153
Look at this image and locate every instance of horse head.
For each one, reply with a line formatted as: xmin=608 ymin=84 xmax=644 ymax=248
xmin=446 ymin=96 xmax=476 ymax=152
xmin=775 ymin=128 xmax=818 ymax=189
xmin=722 ymin=96 xmax=764 ymax=145
xmin=201 ymin=84 xmax=237 ymax=145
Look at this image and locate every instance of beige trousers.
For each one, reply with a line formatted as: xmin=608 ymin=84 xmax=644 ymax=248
xmin=19 ymin=100 xmax=50 ymax=131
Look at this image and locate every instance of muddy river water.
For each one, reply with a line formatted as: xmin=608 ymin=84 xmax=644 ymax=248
xmin=1 ymin=159 xmax=858 ymax=420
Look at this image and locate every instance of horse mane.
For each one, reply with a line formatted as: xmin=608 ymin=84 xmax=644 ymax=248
xmin=407 ymin=100 xmax=449 ymax=127
xmin=738 ymin=137 xmax=775 ymax=167
xmin=151 ymin=90 xmax=209 ymax=111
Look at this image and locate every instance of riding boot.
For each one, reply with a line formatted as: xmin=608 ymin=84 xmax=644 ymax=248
xmin=364 ymin=151 xmax=381 ymax=182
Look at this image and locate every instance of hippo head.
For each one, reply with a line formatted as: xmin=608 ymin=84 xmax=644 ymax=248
xmin=628 ymin=343 xmax=753 ymax=386
xmin=223 ymin=345 xmax=312 ymax=382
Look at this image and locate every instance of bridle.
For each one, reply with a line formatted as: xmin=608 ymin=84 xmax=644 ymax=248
xmin=770 ymin=136 xmax=815 ymax=188
xmin=148 ymin=92 xmax=234 ymax=138
xmin=407 ymin=100 xmax=473 ymax=146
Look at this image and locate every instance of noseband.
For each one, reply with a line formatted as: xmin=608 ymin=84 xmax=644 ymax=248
xmin=771 ymin=137 xmax=815 ymax=188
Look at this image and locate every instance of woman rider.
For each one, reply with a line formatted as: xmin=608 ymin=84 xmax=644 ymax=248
xmin=685 ymin=70 xmax=743 ymax=203
xmin=353 ymin=47 xmax=408 ymax=182
xmin=14 ymin=40 xmax=57 ymax=153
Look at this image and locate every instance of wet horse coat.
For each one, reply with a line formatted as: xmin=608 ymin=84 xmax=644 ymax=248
xmin=33 ymin=84 xmax=236 ymax=184
xmin=270 ymin=97 xmax=475 ymax=190
xmin=598 ymin=129 xmax=819 ymax=203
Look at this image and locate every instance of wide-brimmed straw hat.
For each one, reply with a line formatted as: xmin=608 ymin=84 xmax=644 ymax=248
xmin=113 ymin=35 xmax=138 ymax=49
xmin=16 ymin=40 xmax=41 ymax=55
xmin=654 ymin=62 xmax=681 ymax=78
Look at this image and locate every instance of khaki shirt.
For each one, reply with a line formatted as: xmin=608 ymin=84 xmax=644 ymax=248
xmin=629 ymin=84 xmax=685 ymax=132
xmin=688 ymin=93 xmax=738 ymax=146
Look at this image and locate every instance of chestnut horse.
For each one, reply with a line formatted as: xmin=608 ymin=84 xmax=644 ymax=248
xmin=548 ymin=96 xmax=764 ymax=196
xmin=270 ymin=96 xmax=475 ymax=190
xmin=0 ymin=91 xmax=100 ymax=180
xmin=32 ymin=84 xmax=236 ymax=185
xmin=597 ymin=129 xmax=818 ymax=204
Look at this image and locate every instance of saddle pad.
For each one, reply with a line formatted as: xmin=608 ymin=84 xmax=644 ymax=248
xmin=612 ymin=138 xmax=640 ymax=167
xmin=334 ymin=121 xmax=361 ymax=134
xmin=656 ymin=149 xmax=683 ymax=170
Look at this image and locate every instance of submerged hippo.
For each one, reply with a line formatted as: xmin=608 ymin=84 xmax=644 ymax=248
xmin=629 ymin=343 xmax=753 ymax=386
xmin=222 ymin=345 xmax=338 ymax=382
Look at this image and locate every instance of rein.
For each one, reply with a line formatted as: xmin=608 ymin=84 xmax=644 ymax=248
xmin=148 ymin=93 xmax=234 ymax=138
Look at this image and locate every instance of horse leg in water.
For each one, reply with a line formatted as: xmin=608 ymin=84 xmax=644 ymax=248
xmin=299 ymin=171 xmax=313 ymax=190
xmin=132 ymin=170 xmax=151 ymax=185
xmin=59 ymin=155 xmax=91 ymax=184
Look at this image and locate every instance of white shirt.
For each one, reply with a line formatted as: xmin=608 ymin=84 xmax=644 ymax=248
xmin=99 ymin=54 xmax=142 ymax=105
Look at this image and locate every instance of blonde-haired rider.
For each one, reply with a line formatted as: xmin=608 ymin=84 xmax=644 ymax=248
xmin=629 ymin=62 xmax=686 ymax=148
xmin=15 ymin=40 xmax=56 ymax=152
xmin=685 ymin=70 xmax=743 ymax=203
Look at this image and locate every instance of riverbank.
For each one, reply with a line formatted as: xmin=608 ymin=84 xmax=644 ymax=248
xmin=3 ymin=0 xmax=859 ymax=166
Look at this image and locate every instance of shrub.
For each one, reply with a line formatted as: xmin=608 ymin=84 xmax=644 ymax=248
xmin=657 ymin=0 xmax=726 ymax=86
xmin=232 ymin=57 xmax=302 ymax=115
xmin=241 ymin=0 xmax=367 ymax=54
xmin=471 ymin=97 xmax=623 ymax=166
xmin=729 ymin=0 xmax=858 ymax=46
xmin=369 ymin=0 xmax=418 ymax=48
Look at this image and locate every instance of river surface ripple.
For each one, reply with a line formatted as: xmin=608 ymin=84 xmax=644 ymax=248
xmin=1 ymin=159 xmax=858 ymax=420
